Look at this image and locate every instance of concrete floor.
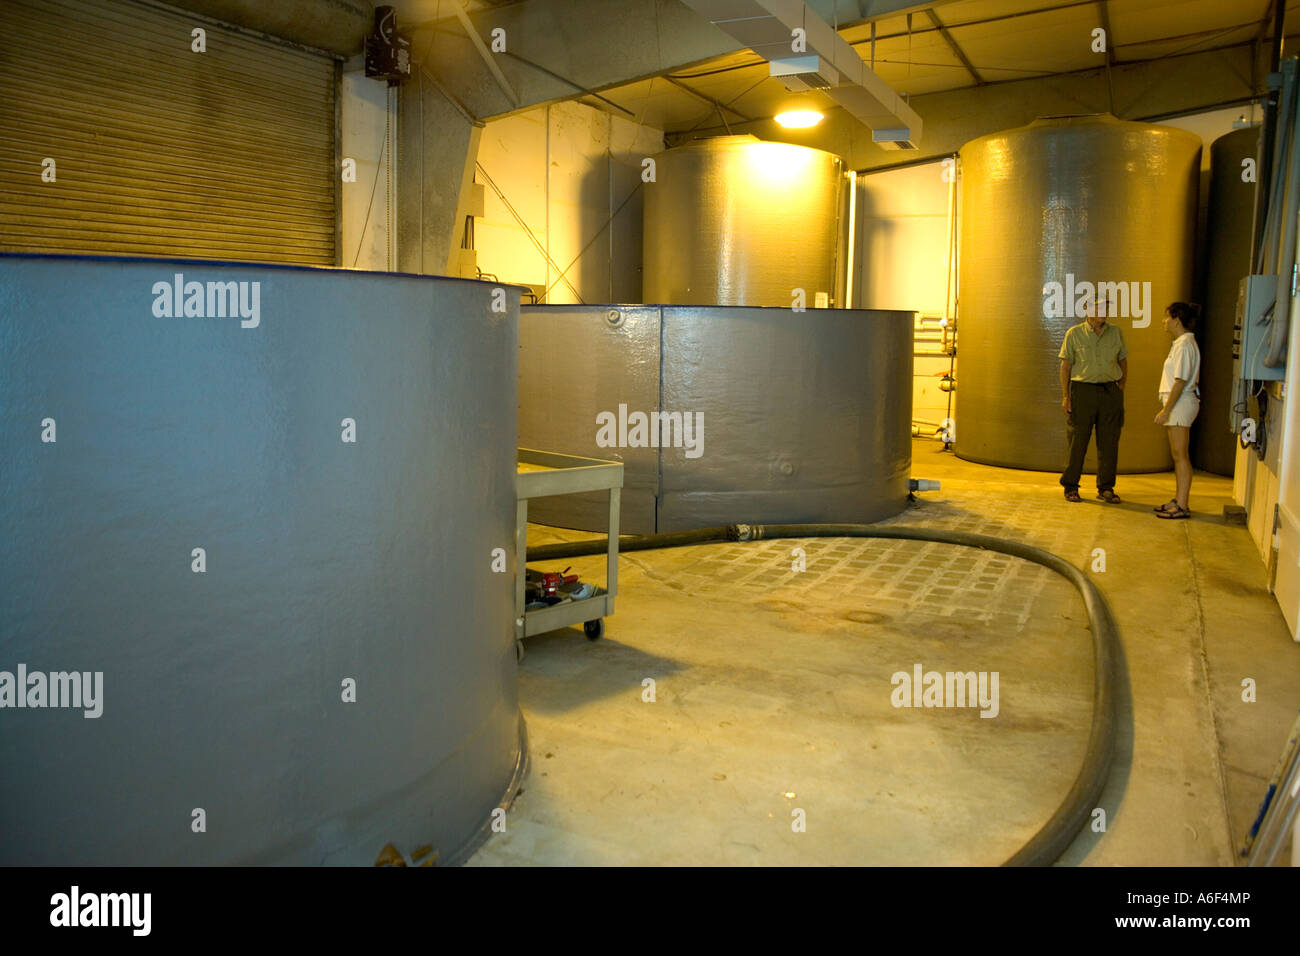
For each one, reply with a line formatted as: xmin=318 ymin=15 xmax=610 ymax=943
xmin=468 ymin=439 xmax=1300 ymax=866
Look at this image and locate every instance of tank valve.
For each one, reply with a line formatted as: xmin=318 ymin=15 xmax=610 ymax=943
xmin=909 ymin=479 xmax=941 ymax=492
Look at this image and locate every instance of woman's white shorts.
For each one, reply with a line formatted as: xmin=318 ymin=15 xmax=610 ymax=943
xmin=1160 ymin=391 xmax=1199 ymax=428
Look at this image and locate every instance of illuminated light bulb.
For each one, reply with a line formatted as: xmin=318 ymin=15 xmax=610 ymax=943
xmin=774 ymin=110 xmax=823 ymax=129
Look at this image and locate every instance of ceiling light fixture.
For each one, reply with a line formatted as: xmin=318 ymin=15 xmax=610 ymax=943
xmin=774 ymin=110 xmax=823 ymax=129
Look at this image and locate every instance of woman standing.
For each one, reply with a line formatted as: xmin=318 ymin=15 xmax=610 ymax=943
xmin=1153 ymin=302 xmax=1202 ymax=519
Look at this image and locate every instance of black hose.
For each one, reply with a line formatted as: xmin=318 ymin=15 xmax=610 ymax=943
xmin=527 ymin=522 xmax=1119 ymax=868
xmin=528 ymin=526 xmax=738 ymax=561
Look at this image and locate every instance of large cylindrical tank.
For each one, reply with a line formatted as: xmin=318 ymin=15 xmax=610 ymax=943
xmin=643 ymin=136 xmax=844 ymax=306
xmin=955 ymin=114 xmax=1200 ymax=473
xmin=1197 ymin=127 xmax=1259 ymax=476
xmin=519 ymin=304 xmax=914 ymax=533
xmin=0 ymin=253 xmax=524 ymax=866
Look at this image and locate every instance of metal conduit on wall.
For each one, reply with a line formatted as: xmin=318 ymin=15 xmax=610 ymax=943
xmin=518 ymin=304 xmax=914 ymax=534
xmin=955 ymin=114 xmax=1201 ymax=473
xmin=0 ymin=253 xmax=524 ymax=866
xmin=643 ymin=136 xmax=846 ymax=307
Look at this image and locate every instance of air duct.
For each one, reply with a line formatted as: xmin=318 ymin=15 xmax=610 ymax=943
xmin=680 ymin=0 xmax=922 ymax=149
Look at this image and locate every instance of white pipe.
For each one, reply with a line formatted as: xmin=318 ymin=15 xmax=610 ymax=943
xmin=845 ymin=170 xmax=857 ymax=308
xmin=944 ymin=154 xmax=956 ymax=324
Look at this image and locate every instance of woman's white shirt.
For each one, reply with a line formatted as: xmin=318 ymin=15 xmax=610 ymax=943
xmin=1159 ymin=331 xmax=1200 ymax=398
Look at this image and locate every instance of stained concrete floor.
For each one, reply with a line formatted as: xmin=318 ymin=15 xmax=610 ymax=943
xmin=468 ymin=439 xmax=1300 ymax=866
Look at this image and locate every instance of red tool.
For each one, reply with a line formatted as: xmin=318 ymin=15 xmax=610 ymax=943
xmin=537 ymin=566 xmax=579 ymax=598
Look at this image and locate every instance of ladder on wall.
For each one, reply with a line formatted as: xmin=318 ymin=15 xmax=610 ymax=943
xmin=1243 ymin=709 xmax=1300 ymax=865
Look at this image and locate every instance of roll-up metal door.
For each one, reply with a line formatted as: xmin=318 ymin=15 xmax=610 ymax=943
xmin=0 ymin=0 xmax=338 ymax=264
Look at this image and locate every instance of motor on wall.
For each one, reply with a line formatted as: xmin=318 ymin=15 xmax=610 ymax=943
xmin=365 ymin=6 xmax=411 ymax=85
xmin=1242 ymin=388 xmax=1270 ymax=462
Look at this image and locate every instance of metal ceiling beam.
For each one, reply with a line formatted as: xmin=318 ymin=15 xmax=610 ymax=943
xmin=924 ymin=8 xmax=982 ymax=86
xmin=848 ymin=0 xmax=1104 ymax=48
xmin=662 ymin=75 xmax=757 ymax=124
xmin=1097 ymin=0 xmax=1114 ymax=112
xmin=1255 ymin=0 xmax=1276 ymax=44
xmin=449 ymin=0 xmax=520 ymax=107
xmin=809 ymin=0 xmax=962 ymax=23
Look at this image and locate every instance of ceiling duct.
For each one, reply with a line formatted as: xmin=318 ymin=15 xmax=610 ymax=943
xmin=679 ymin=0 xmax=921 ymax=149
xmin=770 ymin=54 xmax=838 ymax=90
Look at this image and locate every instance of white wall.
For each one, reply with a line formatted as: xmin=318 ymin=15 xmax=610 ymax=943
xmin=1273 ymin=335 xmax=1300 ymax=636
xmin=854 ymin=158 xmax=956 ymax=431
xmin=476 ymin=101 xmax=664 ymax=303
xmin=1160 ymin=105 xmax=1262 ymax=168
xmin=340 ymin=69 xmax=396 ymax=271
xmin=1234 ymin=198 xmax=1300 ymax=639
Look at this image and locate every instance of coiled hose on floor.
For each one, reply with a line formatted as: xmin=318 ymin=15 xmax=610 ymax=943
xmin=527 ymin=522 xmax=1120 ymax=867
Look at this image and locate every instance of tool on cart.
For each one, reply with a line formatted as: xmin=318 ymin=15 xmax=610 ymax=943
xmin=525 ymin=567 xmax=580 ymax=605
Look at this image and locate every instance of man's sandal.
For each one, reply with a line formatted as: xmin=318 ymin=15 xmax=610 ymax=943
xmin=1064 ymin=489 xmax=1082 ymax=502
xmin=1153 ymin=499 xmax=1179 ymax=514
xmin=1097 ymin=489 xmax=1122 ymax=504
xmin=1156 ymin=505 xmax=1191 ymax=520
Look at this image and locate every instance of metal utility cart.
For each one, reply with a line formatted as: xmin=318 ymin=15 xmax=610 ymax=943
xmin=515 ymin=448 xmax=622 ymax=656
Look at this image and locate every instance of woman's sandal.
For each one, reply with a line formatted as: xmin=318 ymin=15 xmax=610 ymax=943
xmin=1153 ymin=499 xmax=1179 ymax=514
xmin=1156 ymin=505 xmax=1191 ymax=519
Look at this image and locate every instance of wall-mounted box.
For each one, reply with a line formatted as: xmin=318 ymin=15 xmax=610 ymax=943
xmin=1235 ymin=274 xmax=1285 ymax=382
xmin=462 ymin=182 xmax=486 ymax=219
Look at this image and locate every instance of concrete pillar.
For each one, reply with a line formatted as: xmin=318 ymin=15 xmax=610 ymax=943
xmin=397 ymin=71 xmax=484 ymax=277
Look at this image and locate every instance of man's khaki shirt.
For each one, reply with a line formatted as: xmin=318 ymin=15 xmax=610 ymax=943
xmin=1059 ymin=322 xmax=1128 ymax=382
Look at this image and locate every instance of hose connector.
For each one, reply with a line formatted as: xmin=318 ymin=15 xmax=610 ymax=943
xmin=909 ymin=478 xmax=941 ymax=492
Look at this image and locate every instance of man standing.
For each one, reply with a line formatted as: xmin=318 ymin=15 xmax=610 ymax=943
xmin=1059 ymin=298 xmax=1127 ymax=503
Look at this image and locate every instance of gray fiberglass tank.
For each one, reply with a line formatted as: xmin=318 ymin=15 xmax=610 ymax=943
xmin=955 ymin=114 xmax=1200 ymax=473
xmin=518 ymin=304 xmax=914 ymax=534
xmin=0 ymin=253 xmax=524 ymax=866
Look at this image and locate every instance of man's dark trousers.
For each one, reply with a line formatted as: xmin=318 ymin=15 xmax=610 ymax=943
xmin=1061 ymin=380 xmax=1123 ymax=492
